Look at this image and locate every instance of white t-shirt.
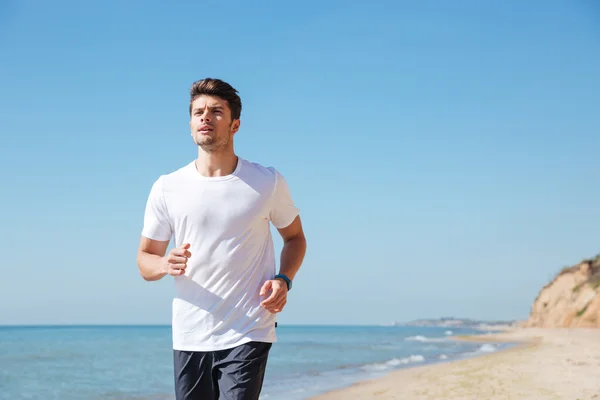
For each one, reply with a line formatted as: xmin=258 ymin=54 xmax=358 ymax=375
xmin=141 ymin=157 xmax=300 ymax=351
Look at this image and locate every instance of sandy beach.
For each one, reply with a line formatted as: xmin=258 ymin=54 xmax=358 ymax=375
xmin=310 ymin=327 xmax=600 ymax=400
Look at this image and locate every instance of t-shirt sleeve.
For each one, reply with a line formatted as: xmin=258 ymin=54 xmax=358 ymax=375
xmin=141 ymin=176 xmax=173 ymax=241
xmin=269 ymin=170 xmax=300 ymax=229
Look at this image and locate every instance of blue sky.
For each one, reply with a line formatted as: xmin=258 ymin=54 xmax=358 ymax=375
xmin=1 ymin=0 xmax=599 ymax=326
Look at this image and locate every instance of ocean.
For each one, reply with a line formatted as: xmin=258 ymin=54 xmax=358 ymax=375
xmin=0 ymin=324 xmax=513 ymax=400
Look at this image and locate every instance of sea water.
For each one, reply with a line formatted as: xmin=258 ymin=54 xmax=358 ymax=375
xmin=0 ymin=325 xmax=514 ymax=400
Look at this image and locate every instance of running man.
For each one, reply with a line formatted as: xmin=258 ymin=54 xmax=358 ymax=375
xmin=136 ymin=77 xmax=307 ymax=400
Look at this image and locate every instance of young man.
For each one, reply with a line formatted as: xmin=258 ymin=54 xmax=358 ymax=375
xmin=136 ymin=78 xmax=307 ymax=400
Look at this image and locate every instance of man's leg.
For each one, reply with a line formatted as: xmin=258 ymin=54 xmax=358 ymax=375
xmin=173 ymin=349 xmax=218 ymax=400
xmin=214 ymin=342 xmax=272 ymax=400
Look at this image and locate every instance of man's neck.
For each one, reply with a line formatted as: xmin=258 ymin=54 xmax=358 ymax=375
xmin=194 ymin=148 xmax=239 ymax=178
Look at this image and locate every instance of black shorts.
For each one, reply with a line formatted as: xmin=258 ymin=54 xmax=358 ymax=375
xmin=173 ymin=341 xmax=272 ymax=400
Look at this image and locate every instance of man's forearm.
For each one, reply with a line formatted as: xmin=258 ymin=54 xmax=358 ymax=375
xmin=278 ymin=235 xmax=307 ymax=281
xmin=137 ymin=251 xmax=167 ymax=281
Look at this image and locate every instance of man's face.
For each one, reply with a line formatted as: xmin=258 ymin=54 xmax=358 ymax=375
xmin=190 ymin=95 xmax=240 ymax=152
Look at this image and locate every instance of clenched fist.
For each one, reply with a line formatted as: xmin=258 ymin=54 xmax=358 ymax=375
xmin=259 ymin=279 xmax=288 ymax=314
xmin=163 ymin=243 xmax=192 ymax=276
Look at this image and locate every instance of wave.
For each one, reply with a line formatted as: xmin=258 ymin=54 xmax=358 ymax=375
xmin=477 ymin=344 xmax=497 ymax=353
xmin=404 ymin=335 xmax=448 ymax=343
xmin=362 ymin=355 xmax=425 ymax=372
xmin=457 ymin=343 xmax=499 ymax=359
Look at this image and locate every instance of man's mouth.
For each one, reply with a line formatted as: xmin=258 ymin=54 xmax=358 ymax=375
xmin=198 ymin=126 xmax=214 ymax=134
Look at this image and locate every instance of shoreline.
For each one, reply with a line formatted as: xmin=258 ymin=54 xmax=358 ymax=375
xmin=308 ymin=327 xmax=600 ymax=399
xmin=306 ymin=327 xmax=530 ymax=399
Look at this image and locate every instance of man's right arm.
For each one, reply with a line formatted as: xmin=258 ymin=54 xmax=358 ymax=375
xmin=137 ymin=237 xmax=170 ymax=281
xmin=137 ymin=237 xmax=191 ymax=281
xmin=138 ymin=175 xmax=181 ymax=281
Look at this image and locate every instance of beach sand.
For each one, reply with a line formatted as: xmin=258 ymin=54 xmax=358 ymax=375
xmin=310 ymin=328 xmax=600 ymax=400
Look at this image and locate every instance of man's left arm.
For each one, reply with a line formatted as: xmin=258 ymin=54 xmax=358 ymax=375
xmin=260 ymin=170 xmax=307 ymax=313
xmin=276 ymin=216 xmax=307 ymax=282
xmin=260 ymin=216 xmax=307 ymax=313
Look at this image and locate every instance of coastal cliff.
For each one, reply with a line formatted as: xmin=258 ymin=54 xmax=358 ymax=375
xmin=527 ymin=254 xmax=600 ymax=328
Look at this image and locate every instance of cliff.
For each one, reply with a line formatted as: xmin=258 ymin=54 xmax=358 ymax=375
xmin=527 ymin=254 xmax=600 ymax=328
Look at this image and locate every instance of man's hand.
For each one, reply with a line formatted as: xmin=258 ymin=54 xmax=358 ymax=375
xmin=163 ymin=243 xmax=192 ymax=276
xmin=259 ymin=279 xmax=288 ymax=313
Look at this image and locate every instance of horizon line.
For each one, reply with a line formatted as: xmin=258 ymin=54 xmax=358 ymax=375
xmin=0 ymin=318 xmax=518 ymax=328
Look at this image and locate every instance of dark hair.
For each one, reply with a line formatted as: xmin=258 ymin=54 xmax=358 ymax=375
xmin=189 ymin=78 xmax=242 ymax=120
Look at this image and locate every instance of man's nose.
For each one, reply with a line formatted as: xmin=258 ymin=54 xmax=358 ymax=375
xmin=200 ymin=110 xmax=212 ymax=122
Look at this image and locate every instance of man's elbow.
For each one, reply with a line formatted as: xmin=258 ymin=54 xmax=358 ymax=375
xmin=136 ymin=251 xmax=154 ymax=281
xmin=286 ymin=232 xmax=307 ymax=249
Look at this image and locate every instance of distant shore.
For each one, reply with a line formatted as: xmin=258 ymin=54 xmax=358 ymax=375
xmin=309 ymin=327 xmax=600 ymax=399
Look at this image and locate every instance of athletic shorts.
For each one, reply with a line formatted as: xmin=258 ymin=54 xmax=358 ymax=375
xmin=173 ymin=341 xmax=272 ymax=400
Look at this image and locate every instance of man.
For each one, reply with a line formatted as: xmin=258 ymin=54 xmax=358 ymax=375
xmin=136 ymin=78 xmax=307 ymax=400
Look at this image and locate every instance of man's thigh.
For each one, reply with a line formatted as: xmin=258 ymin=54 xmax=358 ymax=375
xmin=214 ymin=341 xmax=272 ymax=400
xmin=173 ymin=349 xmax=217 ymax=400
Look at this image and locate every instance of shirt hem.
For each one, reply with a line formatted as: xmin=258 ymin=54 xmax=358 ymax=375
xmin=172 ymin=336 xmax=278 ymax=352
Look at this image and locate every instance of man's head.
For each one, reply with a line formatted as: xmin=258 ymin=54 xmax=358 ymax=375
xmin=189 ymin=78 xmax=242 ymax=153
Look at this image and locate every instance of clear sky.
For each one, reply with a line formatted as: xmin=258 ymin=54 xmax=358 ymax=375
xmin=1 ymin=0 xmax=599 ymax=326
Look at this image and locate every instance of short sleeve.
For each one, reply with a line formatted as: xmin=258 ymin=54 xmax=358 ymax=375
xmin=141 ymin=176 xmax=173 ymax=241
xmin=269 ymin=170 xmax=300 ymax=229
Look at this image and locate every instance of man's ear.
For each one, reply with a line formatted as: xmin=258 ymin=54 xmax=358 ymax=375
xmin=231 ymin=119 xmax=241 ymax=135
